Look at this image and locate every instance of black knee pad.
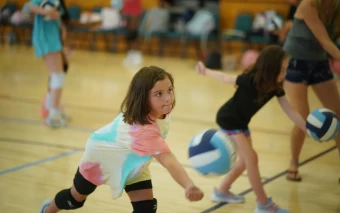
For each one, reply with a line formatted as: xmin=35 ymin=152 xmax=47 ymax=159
xmin=132 ymin=198 xmax=157 ymax=213
xmin=63 ymin=63 xmax=69 ymax=73
xmin=55 ymin=188 xmax=85 ymax=210
xmin=125 ymin=30 xmax=138 ymax=41
xmin=61 ymin=51 xmax=68 ymax=73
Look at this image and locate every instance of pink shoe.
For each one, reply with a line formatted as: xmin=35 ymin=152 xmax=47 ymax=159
xmin=40 ymin=95 xmax=49 ymax=118
xmin=41 ymin=94 xmax=68 ymax=120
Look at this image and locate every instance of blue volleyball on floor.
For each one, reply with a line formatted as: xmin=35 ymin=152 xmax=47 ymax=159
xmin=188 ymin=129 xmax=237 ymax=176
xmin=306 ymin=108 xmax=340 ymax=142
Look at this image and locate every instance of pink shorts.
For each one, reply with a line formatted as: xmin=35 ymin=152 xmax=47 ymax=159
xmin=224 ymin=129 xmax=251 ymax=136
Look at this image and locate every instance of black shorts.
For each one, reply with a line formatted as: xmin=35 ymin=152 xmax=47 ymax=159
xmin=285 ymin=58 xmax=334 ymax=85
xmin=73 ymin=167 xmax=153 ymax=195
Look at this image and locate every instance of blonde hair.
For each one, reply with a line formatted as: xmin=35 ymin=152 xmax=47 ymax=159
xmin=315 ymin=0 xmax=340 ymax=40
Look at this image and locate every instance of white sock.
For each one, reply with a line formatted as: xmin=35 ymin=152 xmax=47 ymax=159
xmin=49 ymin=107 xmax=60 ymax=118
xmin=45 ymin=92 xmax=52 ymax=110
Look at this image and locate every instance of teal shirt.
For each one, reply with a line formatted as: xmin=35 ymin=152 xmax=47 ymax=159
xmin=25 ymin=0 xmax=64 ymax=58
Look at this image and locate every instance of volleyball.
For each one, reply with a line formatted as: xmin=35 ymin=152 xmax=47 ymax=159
xmin=306 ymin=108 xmax=340 ymax=142
xmin=188 ymin=129 xmax=237 ymax=176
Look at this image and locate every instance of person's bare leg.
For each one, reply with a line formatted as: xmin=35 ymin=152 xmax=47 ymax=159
xmin=217 ymin=136 xmax=253 ymax=192
xmin=312 ymin=79 xmax=340 ymax=155
xmin=284 ymin=81 xmax=309 ymax=180
xmin=42 ymin=52 xmax=65 ymax=127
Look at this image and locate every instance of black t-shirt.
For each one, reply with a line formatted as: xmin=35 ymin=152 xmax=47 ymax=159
xmin=216 ymin=72 xmax=285 ymax=130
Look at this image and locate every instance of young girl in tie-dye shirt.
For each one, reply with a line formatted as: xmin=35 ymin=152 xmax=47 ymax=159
xmin=39 ymin=66 xmax=204 ymax=213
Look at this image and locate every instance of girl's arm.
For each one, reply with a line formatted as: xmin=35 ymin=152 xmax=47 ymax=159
xmin=298 ymin=0 xmax=340 ymax=60
xmin=153 ymin=152 xmax=204 ymax=201
xmin=131 ymin=124 xmax=203 ymax=200
xmin=27 ymin=4 xmax=48 ymax=15
xmin=278 ymin=95 xmax=307 ymax=133
xmin=153 ymin=152 xmax=193 ymax=188
xmin=27 ymin=5 xmax=60 ymax=20
xmin=195 ymin=61 xmax=237 ymax=84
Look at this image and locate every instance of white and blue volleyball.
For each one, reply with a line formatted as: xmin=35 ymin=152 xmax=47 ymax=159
xmin=40 ymin=0 xmax=59 ymax=10
xmin=306 ymin=108 xmax=340 ymax=142
xmin=188 ymin=129 xmax=236 ymax=176
xmin=40 ymin=0 xmax=60 ymax=20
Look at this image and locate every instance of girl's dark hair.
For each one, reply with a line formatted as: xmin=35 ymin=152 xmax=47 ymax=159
xmin=120 ymin=66 xmax=175 ymax=125
xmin=244 ymin=45 xmax=287 ymax=103
xmin=315 ymin=0 xmax=340 ymax=40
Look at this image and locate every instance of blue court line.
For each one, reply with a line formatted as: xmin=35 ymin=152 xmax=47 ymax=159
xmin=0 ymin=149 xmax=80 ymax=176
xmin=200 ymin=145 xmax=337 ymax=213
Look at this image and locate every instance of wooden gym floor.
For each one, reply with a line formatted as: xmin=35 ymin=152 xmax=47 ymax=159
xmin=0 ymin=45 xmax=339 ymax=213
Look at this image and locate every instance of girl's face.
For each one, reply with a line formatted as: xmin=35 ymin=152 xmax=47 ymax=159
xmin=277 ymin=57 xmax=289 ymax=83
xmin=149 ymin=77 xmax=175 ymax=119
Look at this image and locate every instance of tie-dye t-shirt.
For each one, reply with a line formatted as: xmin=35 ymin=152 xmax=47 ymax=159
xmin=78 ymin=112 xmax=171 ymax=198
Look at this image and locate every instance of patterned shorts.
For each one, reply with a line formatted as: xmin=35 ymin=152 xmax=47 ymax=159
xmin=223 ymin=129 xmax=251 ymax=136
xmin=285 ymin=58 xmax=334 ymax=85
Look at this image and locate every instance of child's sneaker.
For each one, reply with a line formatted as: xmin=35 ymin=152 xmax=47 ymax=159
xmin=211 ymin=188 xmax=245 ymax=203
xmin=42 ymin=107 xmax=70 ymax=122
xmin=39 ymin=200 xmax=51 ymax=213
xmin=41 ymin=94 xmax=70 ymax=121
xmin=40 ymin=95 xmax=49 ymax=118
xmin=254 ymin=198 xmax=290 ymax=213
xmin=60 ymin=109 xmax=71 ymax=121
xmin=45 ymin=109 xmax=66 ymax=128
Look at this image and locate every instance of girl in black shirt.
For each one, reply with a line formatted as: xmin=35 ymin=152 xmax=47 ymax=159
xmin=195 ymin=45 xmax=306 ymax=213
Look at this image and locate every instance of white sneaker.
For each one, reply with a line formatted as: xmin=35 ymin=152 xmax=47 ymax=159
xmin=131 ymin=50 xmax=143 ymax=65
xmin=123 ymin=50 xmax=135 ymax=66
xmin=45 ymin=109 xmax=66 ymax=128
xmin=211 ymin=188 xmax=245 ymax=203
xmin=123 ymin=50 xmax=143 ymax=67
xmin=39 ymin=200 xmax=51 ymax=213
xmin=61 ymin=109 xmax=71 ymax=121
